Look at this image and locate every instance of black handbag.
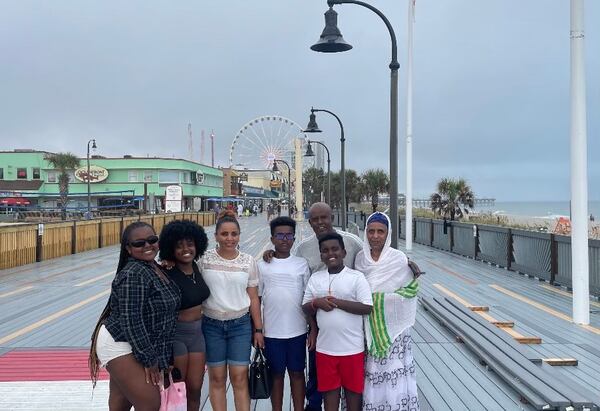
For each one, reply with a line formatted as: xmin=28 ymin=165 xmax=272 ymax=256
xmin=249 ymin=348 xmax=272 ymax=399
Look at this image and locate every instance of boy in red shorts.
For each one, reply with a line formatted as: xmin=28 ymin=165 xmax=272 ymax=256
xmin=302 ymin=232 xmax=373 ymax=411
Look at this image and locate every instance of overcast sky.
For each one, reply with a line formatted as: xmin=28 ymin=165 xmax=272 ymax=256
xmin=0 ymin=1 xmax=598 ymax=201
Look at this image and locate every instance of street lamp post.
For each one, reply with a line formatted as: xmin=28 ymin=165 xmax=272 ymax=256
xmin=305 ymin=140 xmax=331 ymax=205
xmin=272 ymin=159 xmax=292 ymax=212
xmin=304 ymin=108 xmax=347 ymax=231
xmin=86 ymin=138 xmax=97 ymax=216
xmin=311 ymin=0 xmax=400 ymax=248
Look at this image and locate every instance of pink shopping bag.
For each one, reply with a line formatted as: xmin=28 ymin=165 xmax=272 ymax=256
xmin=159 ymin=372 xmax=187 ymax=411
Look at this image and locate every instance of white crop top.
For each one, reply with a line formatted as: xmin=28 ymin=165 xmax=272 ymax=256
xmin=200 ymin=249 xmax=259 ymax=320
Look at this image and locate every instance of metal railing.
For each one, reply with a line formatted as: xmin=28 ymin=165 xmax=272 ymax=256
xmin=332 ymin=210 xmax=600 ymax=296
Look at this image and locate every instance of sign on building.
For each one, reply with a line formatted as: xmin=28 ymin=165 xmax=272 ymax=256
xmin=74 ymin=165 xmax=109 ymax=183
xmin=165 ymin=185 xmax=183 ymax=213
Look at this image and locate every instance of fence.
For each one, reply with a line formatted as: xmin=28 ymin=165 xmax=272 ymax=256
xmin=333 ymin=211 xmax=600 ymax=296
xmin=0 ymin=212 xmax=216 ymax=271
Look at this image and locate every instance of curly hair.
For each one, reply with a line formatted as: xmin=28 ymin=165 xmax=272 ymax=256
xmin=270 ymin=216 xmax=296 ymax=236
xmin=159 ymin=219 xmax=209 ymax=262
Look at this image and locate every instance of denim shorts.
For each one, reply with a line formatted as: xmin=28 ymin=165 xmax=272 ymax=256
xmin=202 ymin=313 xmax=252 ymax=367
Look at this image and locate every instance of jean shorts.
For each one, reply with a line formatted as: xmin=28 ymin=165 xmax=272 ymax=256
xmin=202 ymin=313 xmax=252 ymax=367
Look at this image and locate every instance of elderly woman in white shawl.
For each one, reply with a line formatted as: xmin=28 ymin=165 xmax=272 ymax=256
xmin=355 ymin=212 xmax=420 ymax=411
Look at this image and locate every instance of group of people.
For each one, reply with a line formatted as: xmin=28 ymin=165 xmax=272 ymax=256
xmin=89 ymin=201 xmax=420 ymax=411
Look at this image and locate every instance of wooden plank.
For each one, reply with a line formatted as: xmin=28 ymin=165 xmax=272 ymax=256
xmin=542 ymin=358 xmax=578 ymax=366
xmin=492 ymin=321 xmax=515 ymax=327
xmin=469 ymin=306 xmax=489 ymax=312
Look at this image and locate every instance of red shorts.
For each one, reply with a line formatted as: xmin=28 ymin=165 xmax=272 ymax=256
xmin=315 ymin=351 xmax=364 ymax=394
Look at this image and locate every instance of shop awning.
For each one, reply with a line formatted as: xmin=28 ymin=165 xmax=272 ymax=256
xmin=0 ymin=197 xmax=31 ymax=206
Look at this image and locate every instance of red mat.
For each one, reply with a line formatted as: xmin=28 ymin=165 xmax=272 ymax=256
xmin=0 ymin=349 xmax=109 ymax=382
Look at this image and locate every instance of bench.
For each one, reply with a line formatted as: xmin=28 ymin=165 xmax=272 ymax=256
xmin=420 ymin=296 xmax=600 ymax=410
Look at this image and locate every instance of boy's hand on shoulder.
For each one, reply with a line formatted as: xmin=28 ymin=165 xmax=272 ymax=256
xmin=262 ymin=249 xmax=275 ymax=263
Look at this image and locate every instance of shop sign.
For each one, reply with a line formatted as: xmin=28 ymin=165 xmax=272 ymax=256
xmin=269 ymin=180 xmax=282 ymax=188
xmin=74 ymin=165 xmax=109 ymax=183
xmin=165 ymin=185 xmax=182 ymax=213
xmin=196 ymin=171 xmax=205 ymax=184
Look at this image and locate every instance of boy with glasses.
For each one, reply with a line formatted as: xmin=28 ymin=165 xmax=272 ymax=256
xmin=257 ymin=216 xmax=315 ymax=411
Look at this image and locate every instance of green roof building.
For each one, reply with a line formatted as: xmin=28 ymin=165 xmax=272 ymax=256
xmin=0 ymin=149 xmax=223 ymax=211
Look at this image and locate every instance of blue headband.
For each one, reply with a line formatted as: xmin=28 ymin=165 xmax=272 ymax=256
xmin=367 ymin=212 xmax=389 ymax=227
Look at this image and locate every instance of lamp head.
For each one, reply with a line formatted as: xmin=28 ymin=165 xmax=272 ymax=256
xmin=304 ymin=112 xmax=322 ymax=133
xmin=91 ymin=139 xmax=97 ymax=149
xmin=311 ymin=7 xmax=353 ymax=53
xmin=272 ymin=161 xmax=279 ymax=172
xmin=305 ymin=142 xmax=316 ymax=157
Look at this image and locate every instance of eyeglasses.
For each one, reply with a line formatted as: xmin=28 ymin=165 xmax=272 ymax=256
xmin=128 ymin=235 xmax=159 ymax=248
xmin=273 ymin=233 xmax=295 ymax=241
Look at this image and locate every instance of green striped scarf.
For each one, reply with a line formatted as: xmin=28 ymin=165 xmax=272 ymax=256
xmin=367 ymin=279 xmax=419 ymax=358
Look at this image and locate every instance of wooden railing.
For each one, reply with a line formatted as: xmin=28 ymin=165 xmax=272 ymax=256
xmin=0 ymin=212 xmax=216 ymax=270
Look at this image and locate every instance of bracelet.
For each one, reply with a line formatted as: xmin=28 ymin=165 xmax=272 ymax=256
xmin=254 ymin=328 xmax=263 ymax=334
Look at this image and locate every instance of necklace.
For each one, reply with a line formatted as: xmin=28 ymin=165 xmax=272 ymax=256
xmin=328 ymin=273 xmax=340 ymax=296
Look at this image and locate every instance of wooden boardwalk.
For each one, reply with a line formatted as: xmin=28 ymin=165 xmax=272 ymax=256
xmin=1 ymin=215 xmax=599 ymax=410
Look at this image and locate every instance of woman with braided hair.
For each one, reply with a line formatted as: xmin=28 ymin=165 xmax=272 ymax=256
xmin=89 ymin=221 xmax=180 ymax=411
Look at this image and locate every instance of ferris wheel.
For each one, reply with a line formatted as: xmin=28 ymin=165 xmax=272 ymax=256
xmin=229 ymin=115 xmax=313 ymax=170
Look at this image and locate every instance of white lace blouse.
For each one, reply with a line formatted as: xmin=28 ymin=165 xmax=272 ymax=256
xmin=200 ymin=249 xmax=259 ymax=320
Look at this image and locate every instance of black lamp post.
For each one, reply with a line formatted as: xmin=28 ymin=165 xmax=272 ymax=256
xmin=86 ymin=138 xmax=97 ymax=216
xmin=305 ymin=140 xmax=331 ymax=206
xmin=311 ymin=0 xmax=400 ymax=248
xmin=272 ymin=159 xmax=291 ymax=211
xmin=304 ymin=108 xmax=346 ymax=231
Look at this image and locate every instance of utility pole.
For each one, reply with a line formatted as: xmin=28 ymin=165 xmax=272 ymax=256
xmin=210 ymin=130 xmax=215 ymax=167
xmin=188 ymin=123 xmax=193 ymax=161
xmin=201 ymin=129 xmax=205 ymax=165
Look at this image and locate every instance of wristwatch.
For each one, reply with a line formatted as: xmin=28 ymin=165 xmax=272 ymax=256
xmin=254 ymin=328 xmax=263 ymax=334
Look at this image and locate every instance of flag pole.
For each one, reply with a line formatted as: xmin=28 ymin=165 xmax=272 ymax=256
xmin=570 ymin=0 xmax=589 ymax=325
xmin=405 ymin=0 xmax=415 ymax=252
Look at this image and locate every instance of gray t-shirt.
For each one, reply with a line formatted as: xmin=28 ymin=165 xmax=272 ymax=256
xmin=295 ymin=229 xmax=363 ymax=273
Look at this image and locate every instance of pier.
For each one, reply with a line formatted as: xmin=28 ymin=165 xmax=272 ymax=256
xmin=0 ymin=215 xmax=599 ymax=410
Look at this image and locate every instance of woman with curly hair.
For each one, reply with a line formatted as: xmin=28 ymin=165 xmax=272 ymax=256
xmin=159 ymin=219 xmax=210 ymax=411
xmin=89 ymin=221 xmax=180 ymax=411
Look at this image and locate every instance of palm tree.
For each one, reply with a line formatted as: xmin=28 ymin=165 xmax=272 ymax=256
xmin=361 ymin=169 xmax=390 ymax=213
xmin=45 ymin=152 xmax=80 ymax=219
xmin=430 ymin=177 xmax=475 ymax=220
xmin=302 ymin=167 xmax=325 ymax=206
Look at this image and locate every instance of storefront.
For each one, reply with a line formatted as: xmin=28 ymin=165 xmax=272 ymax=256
xmin=0 ymin=150 xmax=223 ymax=212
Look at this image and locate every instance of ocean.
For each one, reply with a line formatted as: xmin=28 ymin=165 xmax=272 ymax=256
xmin=472 ymin=201 xmax=600 ymax=219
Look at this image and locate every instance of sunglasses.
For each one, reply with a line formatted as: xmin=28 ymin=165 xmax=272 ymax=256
xmin=273 ymin=233 xmax=295 ymax=241
xmin=128 ymin=235 xmax=159 ymax=248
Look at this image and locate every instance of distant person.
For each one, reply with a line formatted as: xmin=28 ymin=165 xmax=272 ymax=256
xmin=237 ymin=203 xmax=244 ymax=218
xmin=355 ymin=212 xmax=420 ymax=410
xmin=267 ymin=203 xmax=274 ymax=222
xmin=257 ymin=217 xmax=314 ymax=411
xmin=302 ymin=232 xmax=373 ymax=411
xmin=253 ymin=204 xmax=259 ymax=216
xmin=200 ymin=210 xmax=264 ymax=411
xmin=89 ymin=221 xmax=180 ymax=411
xmin=159 ymin=220 xmax=211 ymax=411
xmin=591 ymin=214 xmax=595 ymax=222
xmin=277 ymin=203 xmax=282 ymax=217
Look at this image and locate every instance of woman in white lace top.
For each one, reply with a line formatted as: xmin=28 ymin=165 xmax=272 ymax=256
xmin=200 ymin=210 xmax=264 ymax=411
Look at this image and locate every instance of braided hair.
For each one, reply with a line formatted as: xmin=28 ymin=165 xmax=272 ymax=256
xmin=88 ymin=221 xmax=154 ymax=386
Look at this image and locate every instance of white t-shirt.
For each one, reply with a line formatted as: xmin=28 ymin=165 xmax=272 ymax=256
xmin=258 ymin=256 xmax=310 ymax=339
xmin=200 ymin=249 xmax=259 ymax=321
xmin=302 ymin=266 xmax=373 ymax=356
